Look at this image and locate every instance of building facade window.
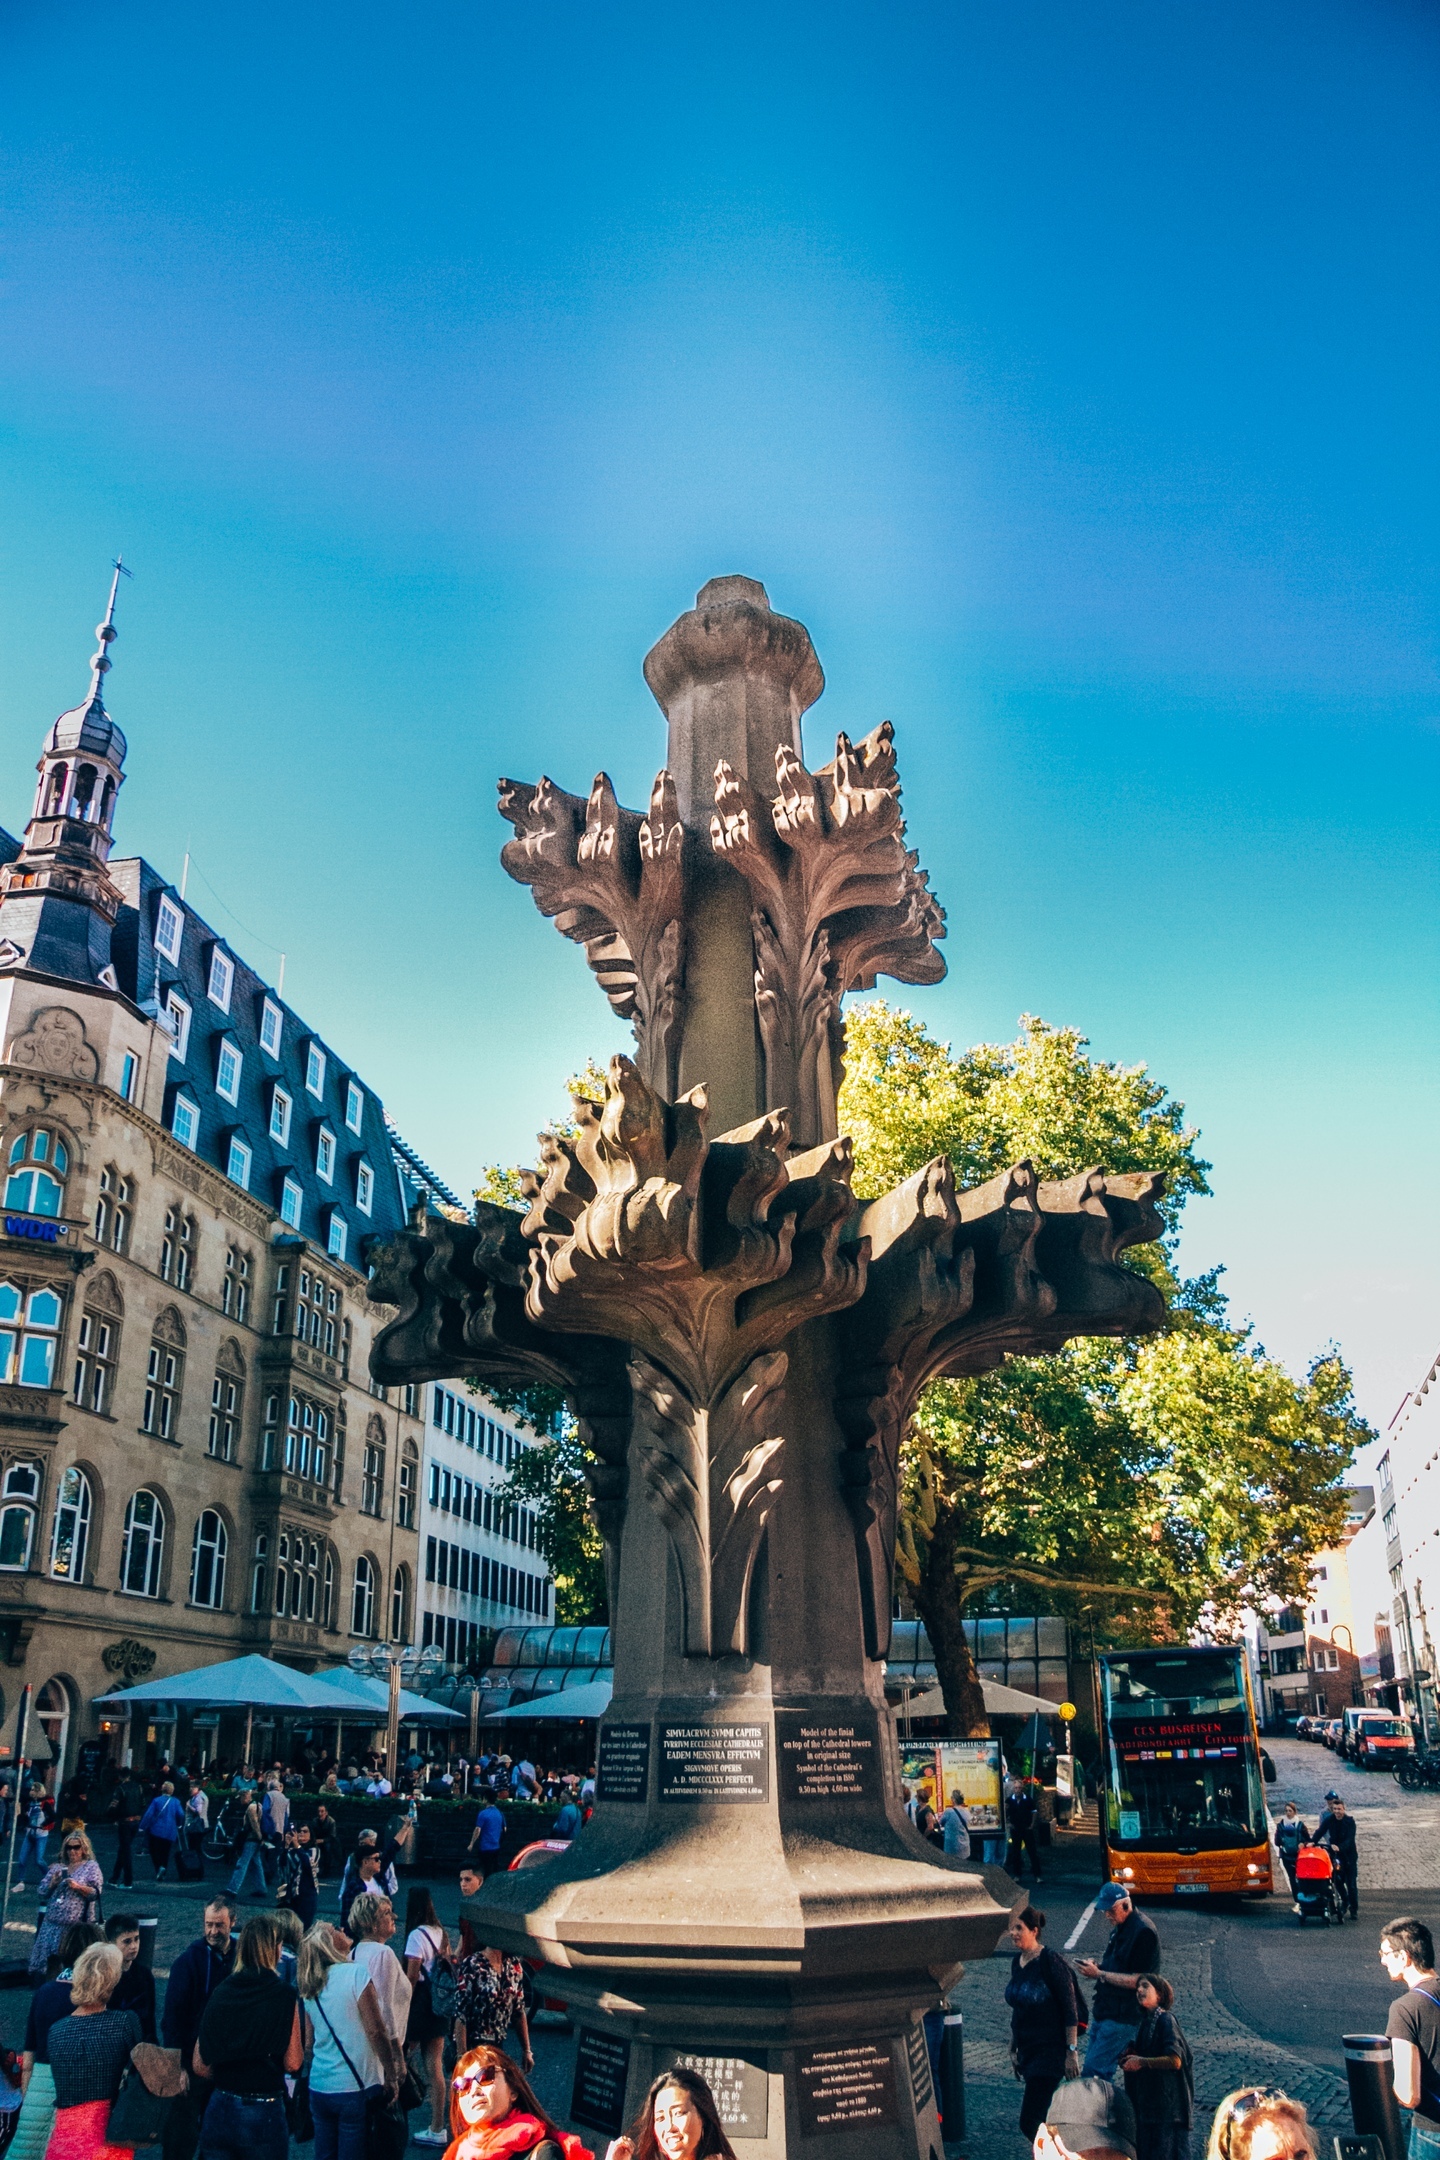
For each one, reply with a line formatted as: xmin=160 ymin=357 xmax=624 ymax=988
xmin=270 ymin=1087 xmax=292 ymax=1146
xmin=154 ymin=895 xmax=183 ymax=961
xmin=280 ymin=1178 xmax=302 ymax=1230
xmin=250 ymin=1531 xmax=268 ymax=1613
xmin=271 ymin=1266 xmax=290 ymax=1338
xmin=327 ymin=1212 xmax=347 ymax=1262
xmin=355 ymin=1161 xmax=373 ymax=1214
xmin=207 ymin=950 xmax=234 ymax=1012
xmin=0 ymin=1461 xmax=40 ymax=1569
xmin=316 ymin=1129 xmax=335 ymax=1183
xmin=215 ymin=1039 xmax=241 ymax=1104
xmin=361 ymin=1421 xmax=385 ymax=1517
xmin=73 ymin=1308 xmax=118 ymax=1414
xmin=209 ymin=1345 xmax=244 ymax=1461
xmin=5 ymin=1129 xmax=67 ymax=1218
xmin=142 ymin=1312 xmax=186 ymax=1439
xmin=120 ymin=1051 xmax=139 ymax=1104
xmin=120 ymin=1487 xmax=165 ymax=1596
xmin=305 ymin=1044 xmax=326 ymax=1098
xmin=190 ymin=1509 xmax=227 ymax=1607
xmin=390 ymin=1564 xmax=408 ymax=1642
xmin=49 ymin=1466 xmax=91 ymax=1582
xmin=259 ymin=999 xmax=283 ymax=1057
xmin=397 ymin=1440 xmax=417 ymax=1529
xmin=345 ymin=1082 xmax=364 ymax=1134
xmin=222 ymin=1248 xmax=251 ymax=1323
xmin=172 ymin=1094 xmax=198 ymax=1149
xmin=160 ymin=1208 xmax=195 ymax=1289
xmin=226 ymin=1137 xmax=251 ymax=1190
xmin=351 ymin=1554 xmax=375 ymax=1637
xmin=0 ymin=1283 xmax=63 ymax=1389
xmin=165 ymin=993 xmax=191 ymax=1061
xmin=94 ymin=1166 xmax=132 ymax=1252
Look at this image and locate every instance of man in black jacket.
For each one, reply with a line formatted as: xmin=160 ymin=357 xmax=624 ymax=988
xmin=1318 ymin=1790 xmax=1359 ymax=1918
xmin=160 ymin=1900 xmax=236 ymax=2160
xmin=1077 ymin=1882 xmax=1162 ymax=2079
xmin=110 ymin=1771 xmax=148 ymax=1890
xmin=106 ymin=1913 xmax=157 ymax=2042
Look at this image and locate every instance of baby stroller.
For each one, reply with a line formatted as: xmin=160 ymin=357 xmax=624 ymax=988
xmin=1294 ymin=1841 xmax=1347 ymax=1926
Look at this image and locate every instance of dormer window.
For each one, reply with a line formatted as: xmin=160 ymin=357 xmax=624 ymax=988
xmin=316 ymin=1127 xmax=336 ymax=1183
xmin=172 ymin=1092 xmax=199 ymax=1150
xmin=154 ymin=897 xmax=183 ymax=962
xmin=165 ymin=992 xmax=191 ymax=1062
xmin=280 ymin=1176 xmax=303 ymax=1230
xmin=207 ymin=948 xmax=234 ymax=1013
xmin=305 ymin=1043 xmax=326 ymax=1098
xmin=259 ymin=999 xmax=283 ymax=1058
xmin=355 ymin=1160 xmax=373 ymax=1215
xmin=345 ymin=1082 xmax=364 ymax=1134
xmin=215 ymin=1037 xmax=242 ymax=1106
xmin=269 ymin=1086 xmax=292 ymax=1147
xmin=226 ymin=1136 xmax=252 ymax=1190
xmin=327 ymin=1210 xmax=348 ymax=1262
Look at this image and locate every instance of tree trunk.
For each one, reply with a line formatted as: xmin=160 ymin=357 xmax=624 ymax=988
xmin=915 ymin=1508 xmax=991 ymax=1738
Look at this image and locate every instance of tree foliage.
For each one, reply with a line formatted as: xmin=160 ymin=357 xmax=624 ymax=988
xmin=502 ymin=1413 xmax=609 ymax=1625
xmin=844 ymin=1002 xmax=1370 ymax=1737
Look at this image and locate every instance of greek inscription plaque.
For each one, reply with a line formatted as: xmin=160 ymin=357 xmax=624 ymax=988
xmin=775 ymin=1713 xmax=880 ymax=1803
xmin=906 ymin=2022 xmax=934 ymax=2114
xmin=664 ymin=2053 xmax=768 ymax=2139
xmin=795 ymin=2043 xmax=899 ymax=2136
xmin=570 ymin=2029 xmax=631 ymax=2137
xmin=597 ymin=1722 xmax=650 ymax=1804
xmin=659 ymin=1723 xmax=768 ymax=1803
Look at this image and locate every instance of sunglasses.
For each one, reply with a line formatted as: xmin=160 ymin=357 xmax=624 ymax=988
xmin=1217 ymin=2088 xmax=1292 ymax=2160
xmin=454 ymin=2068 xmax=501 ymax=2094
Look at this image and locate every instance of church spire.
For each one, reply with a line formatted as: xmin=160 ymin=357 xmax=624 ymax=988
xmin=81 ymin=557 xmax=131 ymax=718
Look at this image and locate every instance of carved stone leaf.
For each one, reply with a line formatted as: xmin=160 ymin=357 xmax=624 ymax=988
xmin=632 ymin=1348 xmax=787 ymax=1658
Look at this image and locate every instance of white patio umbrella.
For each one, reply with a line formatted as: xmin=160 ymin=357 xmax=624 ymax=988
xmin=94 ymin=1652 xmax=375 ymax=1764
xmin=486 ymin=1678 xmax=614 ymax=1721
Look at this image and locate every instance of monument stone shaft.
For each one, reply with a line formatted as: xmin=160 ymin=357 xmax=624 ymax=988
xmin=368 ymin=576 xmax=1166 ymax=2156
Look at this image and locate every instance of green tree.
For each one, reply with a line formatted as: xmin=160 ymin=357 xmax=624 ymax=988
xmin=502 ymin=1413 xmax=609 ymax=1624
xmin=845 ymin=1003 xmax=1370 ymax=1737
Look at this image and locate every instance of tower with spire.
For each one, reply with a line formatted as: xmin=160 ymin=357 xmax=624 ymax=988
xmin=0 ymin=563 xmax=131 ymax=985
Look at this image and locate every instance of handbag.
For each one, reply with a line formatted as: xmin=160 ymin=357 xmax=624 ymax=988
xmin=108 ymin=2046 xmax=186 ymax=2146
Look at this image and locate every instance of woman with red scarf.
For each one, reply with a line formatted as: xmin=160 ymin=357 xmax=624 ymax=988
xmin=442 ymin=2046 xmax=591 ymax=2160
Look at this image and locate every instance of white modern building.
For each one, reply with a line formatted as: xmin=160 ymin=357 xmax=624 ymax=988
xmin=418 ymin=1380 xmax=554 ymax=1667
xmin=1368 ymin=1347 xmax=1440 ymax=1741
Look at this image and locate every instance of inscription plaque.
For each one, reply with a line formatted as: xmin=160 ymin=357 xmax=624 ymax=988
xmin=659 ymin=1723 xmax=768 ymax=1803
xmin=597 ymin=1721 xmax=651 ymax=1804
xmin=795 ymin=2043 xmax=899 ymax=2136
xmin=570 ymin=2029 xmax=632 ymax=2137
xmin=905 ymin=2022 xmax=934 ymax=2114
xmin=775 ymin=1714 xmax=880 ymax=1804
xmin=665 ymin=2053 xmax=768 ymax=2139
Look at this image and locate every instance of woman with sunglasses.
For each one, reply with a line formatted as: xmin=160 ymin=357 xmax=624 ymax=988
xmin=444 ymin=2045 xmax=591 ymax=2160
xmin=1204 ymin=2087 xmax=1317 ymax=2160
xmin=29 ymin=1836 xmax=102 ymax=1981
xmin=603 ymin=2068 xmax=738 ymax=2160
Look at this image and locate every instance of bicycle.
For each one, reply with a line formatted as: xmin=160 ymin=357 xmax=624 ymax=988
xmin=201 ymin=1795 xmax=249 ymax=1859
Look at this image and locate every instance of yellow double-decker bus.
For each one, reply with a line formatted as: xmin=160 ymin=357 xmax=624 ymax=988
xmin=1098 ymin=1646 xmax=1273 ymax=1901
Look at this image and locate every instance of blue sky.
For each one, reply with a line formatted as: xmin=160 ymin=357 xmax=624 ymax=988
xmin=1 ymin=1 xmax=1435 ymax=1435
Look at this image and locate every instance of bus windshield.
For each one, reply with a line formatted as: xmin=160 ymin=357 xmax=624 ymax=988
xmin=1101 ymin=1649 xmax=1267 ymax=1852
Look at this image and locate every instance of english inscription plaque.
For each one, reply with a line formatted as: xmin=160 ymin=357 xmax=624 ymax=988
xmin=665 ymin=2053 xmax=768 ymax=2139
xmin=775 ymin=1713 xmax=880 ymax=1804
xmin=597 ymin=1721 xmax=650 ymax=1804
xmin=659 ymin=1723 xmax=768 ymax=1803
xmin=570 ymin=2029 xmax=631 ymax=2137
xmin=795 ymin=2043 xmax=899 ymax=2136
xmin=905 ymin=2022 xmax=934 ymax=2114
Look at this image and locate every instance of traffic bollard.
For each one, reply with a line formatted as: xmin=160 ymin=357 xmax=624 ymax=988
xmin=1342 ymin=2034 xmax=1406 ymax=2160
xmin=940 ymin=2006 xmax=965 ymax=2151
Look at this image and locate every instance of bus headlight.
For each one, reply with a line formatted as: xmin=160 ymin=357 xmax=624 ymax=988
xmin=1246 ymin=1864 xmax=1260 ymax=1875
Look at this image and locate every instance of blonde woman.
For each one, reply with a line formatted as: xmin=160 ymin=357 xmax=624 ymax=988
xmin=43 ymin=1942 xmax=140 ymax=2160
xmin=298 ymin=1924 xmax=401 ymax=2160
xmin=1205 ymin=2088 xmax=1318 ymax=2160
xmin=30 ymin=1837 xmax=102 ymax=1980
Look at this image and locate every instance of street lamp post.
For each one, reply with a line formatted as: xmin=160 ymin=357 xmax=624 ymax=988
xmin=348 ymin=1643 xmax=444 ymax=1785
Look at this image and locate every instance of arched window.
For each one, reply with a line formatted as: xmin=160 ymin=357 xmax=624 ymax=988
xmin=190 ymin=1510 xmax=227 ymax=1608
xmin=208 ymin=1341 xmax=245 ymax=1462
xmin=73 ymin=1271 xmax=122 ymax=1415
xmin=0 ymin=1284 xmax=64 ymax=1390
xmin=322 ymin=1546 xmax=335 ymax=1630
xmin=351 ymin=1554 xmax=375 ymax=1638
xmin=160 ymin=1208 xmax=195 ymax=1290
xmin=35 ymin=1678 xmax=69 ymax=1774
xmin=361 ymin=1417 xmax=386 ymax=1519
xmin=93 ymin=1168 xmax=132 ymax=1255
xmin=4 ymin=1130 xmax=68 ymax=1219
xmin=390 ymin=1564 xmax=409 ymax=1643
xmin=397 ymin=1440 xmax=418 ymax=1530
xmin=222 ymin=1248 xmax=251 ymax=1324
xmin=143 ymin=1311 xmax=186 ymax=1439
xmin=49 ymin=1467 xmax=92 ymax=1582
xmin=250 ymin=1531 xmax=268 ymax=1614
xmin=0 ymin=1461 xmax=40 ymax=1570
xmin=120 ymin=1489 xmax=165 ymax=1597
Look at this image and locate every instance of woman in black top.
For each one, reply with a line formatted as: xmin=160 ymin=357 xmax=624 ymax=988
xmin=1121 ymin=1975 xmax=1191 ymax=2160
xmin=193 ymin=1917 xmax=303 ymax=2160
xmin=45 ymin=1941 xmax=141 ymax=2160
xmin=1004 ymin=1906 xmax=1080 ymax=2142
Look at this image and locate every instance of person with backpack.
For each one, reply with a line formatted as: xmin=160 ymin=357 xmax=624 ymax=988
xmin=1120 ymin=1974 xmax=1192 ymax=2160
xmin=1004 ymin=1905 xmax=1080 ymax=2143
xmin=1006 ymin=1779 xmax=1044 ymax=1883
xmin=402 ymin=1888 xmax=452 ymax=2146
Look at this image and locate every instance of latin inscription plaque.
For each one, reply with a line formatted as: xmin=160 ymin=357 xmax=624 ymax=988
xmin=570 ymin=2029 xmax=631 ymax=2137
xmin=775 ymin=1713 xmax=880 ymax=1804
xmin=665 ymin=2053 xmax=768 ymax=2139
xmin=597 ymin=1721 xmax=650 ymax=1804
xmin=795 ymin=2043 xmax=899 ymax=2136
xmin=906 ymin=2022 xmax=934 ymax=2114
xmin=659 ymin=1723 xmax=768 ymax=1803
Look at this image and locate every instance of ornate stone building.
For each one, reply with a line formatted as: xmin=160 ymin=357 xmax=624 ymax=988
xmin=0 ymin=574 xmax=425 ymax=1780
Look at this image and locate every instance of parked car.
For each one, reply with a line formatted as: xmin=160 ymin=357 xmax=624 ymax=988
xmin=1342 ymin=1707 xmax=1416 ymax=1768
xmin=1324 ymin=1718 xmax=1345 ymax=1749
